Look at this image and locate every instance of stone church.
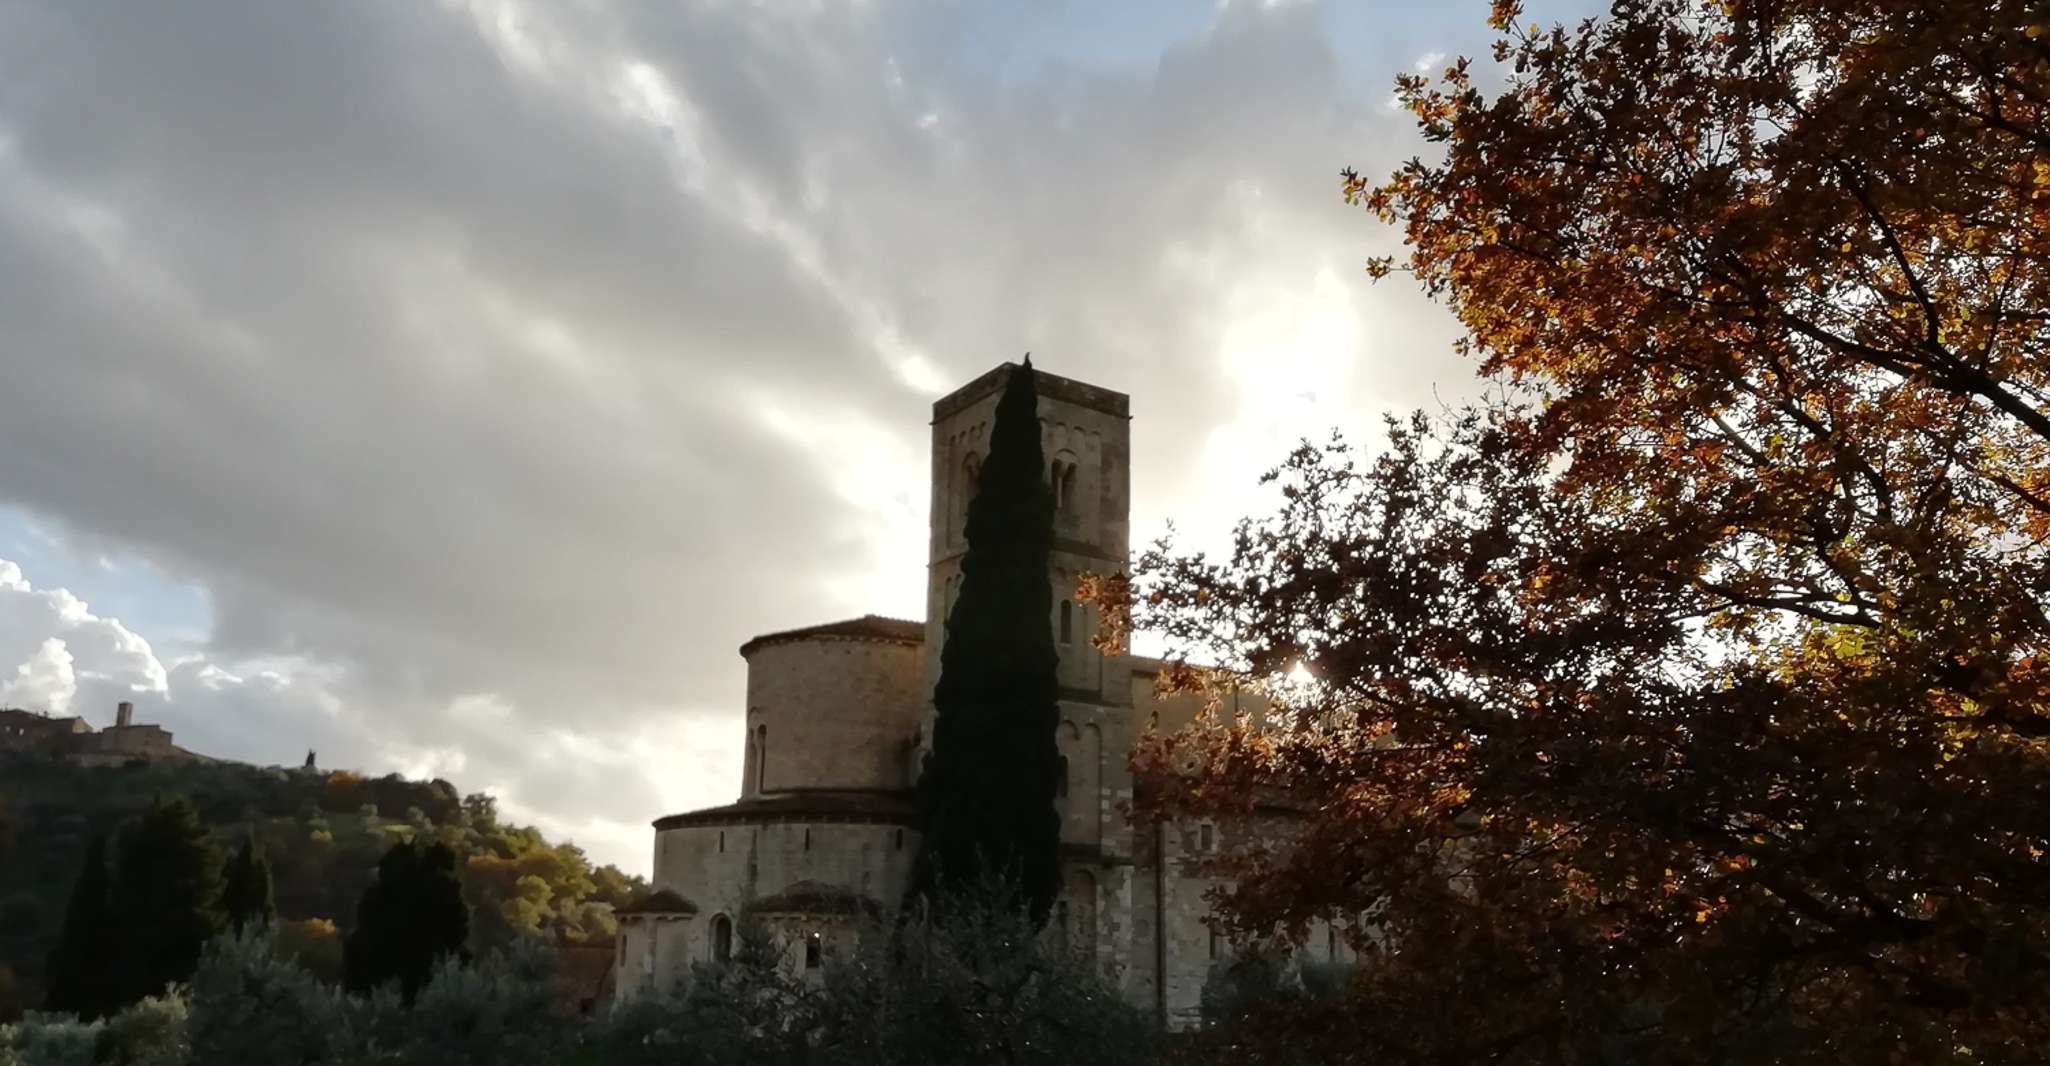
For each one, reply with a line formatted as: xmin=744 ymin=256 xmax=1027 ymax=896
xmin=616 ymin=362 xmax=1358 ymax=1026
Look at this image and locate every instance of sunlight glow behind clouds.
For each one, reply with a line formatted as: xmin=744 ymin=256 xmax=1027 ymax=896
xmin=0 ymin=0 xmax=1522 ymax=872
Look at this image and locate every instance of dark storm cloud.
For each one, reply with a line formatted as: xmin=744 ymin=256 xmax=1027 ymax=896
xmin=0 ymin=0 xmax=1485 ymax=867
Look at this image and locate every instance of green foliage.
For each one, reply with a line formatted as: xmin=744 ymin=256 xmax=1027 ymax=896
xmin=821 ymin=893 xmax=1155 ymax=1066
xmin=0 ymin=756 xmax=644 ymax=1009
xmin=381 ymin=944 xmax=558 ymax=1066
xmin=1194 ymin=946 xmax=1353 ymax=1030
xmin=5 ymin=889 xmax=1155 ymax=1066
xmin=1197 ymin=949 xmax=1295 ymax=1028
xmin=275 ymin=919 xmax=345 ymax=986
xmin=0 ymin=1013 xmax=100 ymax=1066
xmin=104 ymin=796 xmax=226 ymax=1010
xmin=185 ymin=927 xmax=347 ymax=1066
xmin=95 ymin=993 xmax=187 ymax=1066
xmin=43 ymin=838 xmax=114 ymax=1019
xmin=219 ymin=831 xmax=275 ymax=932
xmin=912 ymin=359 xmax=1063 ymax=925
xmin=344 ymin=841 xmax=470 ymax=1005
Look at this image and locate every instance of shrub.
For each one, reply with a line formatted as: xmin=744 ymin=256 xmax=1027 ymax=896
xmin=1198 ymin=946 xmax=1297 ymax=1027
xmin=185 ymin=925 xmax=347 ymax=1066
xmin=0 ymin=1013 xmax=100 ymax=1066
xmin=383 ymin=941 xmax=563 ymax=1066
xmin=97 ymin=993 xmax=187 ymax=1066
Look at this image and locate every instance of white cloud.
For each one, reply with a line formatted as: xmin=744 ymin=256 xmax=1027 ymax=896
xmin=0 ymin=0 xmax=1493 ymax=872
xmin=1 ymin=637 xmax=76 ymax=714
xmin=0 ymin=560 xmax=169 ymax=721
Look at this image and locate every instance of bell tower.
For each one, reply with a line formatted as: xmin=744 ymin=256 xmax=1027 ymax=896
xmin=922 ymin=362 xmax=1133 ymax=710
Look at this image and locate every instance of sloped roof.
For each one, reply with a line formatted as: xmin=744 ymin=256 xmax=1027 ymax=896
xmin=653 ymin=789 xmax=918 ymax=831
xmin=738 ymin=615 xmax=924 ymax=657
xmin=618 ymin=888 xmax=700 ymax=916
xmin=749 ymin=880 xmax=883 ymax=918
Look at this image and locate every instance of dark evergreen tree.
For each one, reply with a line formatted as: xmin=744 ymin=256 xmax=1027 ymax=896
xmin=44 ymin=835 xmax=115 ymax=1018
xmin=344 ymin=839 xmax=469 ymax=1004
xmin=908 ymin=357 xmax=1063 ymax=925
xmin=219 ymin=828 xmax=276 ymax=930
xmin=105 ymin=794 xmax=227 ymax=1008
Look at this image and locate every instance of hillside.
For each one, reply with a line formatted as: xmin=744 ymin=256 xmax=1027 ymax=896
xmin=0 ymin=752 xmax=645 ymax=1020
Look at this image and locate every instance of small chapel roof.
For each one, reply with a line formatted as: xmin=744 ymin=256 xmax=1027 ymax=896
xmin=738 ymin=614 xmax=924 ymax=657
xmin=653 ymin=789 xmax=919 ymax=831
xmin=749 ymin=880 xmax=883 ymax=919
xmin=617 ymin=888 xmax=701 ymax=916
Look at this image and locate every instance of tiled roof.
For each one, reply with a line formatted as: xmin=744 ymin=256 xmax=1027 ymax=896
xmin=618 ymin=888 xmax=700 ymax=916
xmin=749 ymin=880 xmax=883 ymax=918
xmin=653 ymin=789 xmax=919 ymax=831
xmin=738 ymin=615 xmax=924 ymax=657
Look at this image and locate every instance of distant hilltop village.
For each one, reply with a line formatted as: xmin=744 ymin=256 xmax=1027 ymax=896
xmin=0 ymin=701 xmax=204 ymax=767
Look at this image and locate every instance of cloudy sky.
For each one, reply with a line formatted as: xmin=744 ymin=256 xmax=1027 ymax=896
xmin=0 ymin=0 xmax=1586 ymax=873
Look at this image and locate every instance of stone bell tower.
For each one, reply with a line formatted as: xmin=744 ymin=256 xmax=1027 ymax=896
xmin=922 ymin=361 xmax=1133 ymax=713
xmin=919 ymin=360 xmax=1140 ymax=983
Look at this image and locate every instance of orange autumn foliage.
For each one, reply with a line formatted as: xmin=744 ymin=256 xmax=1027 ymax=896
xmin=1143 ymin=2 xmax=2050 ymax=1062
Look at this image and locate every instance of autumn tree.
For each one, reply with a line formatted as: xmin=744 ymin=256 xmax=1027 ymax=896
xmin=344 ymin=839 xmax=469 ymax=1004
xmin=910 ymin=358 xmax=1063 ymax=925
xmin=1142 ymin=2 xmax=2050 ymax=1062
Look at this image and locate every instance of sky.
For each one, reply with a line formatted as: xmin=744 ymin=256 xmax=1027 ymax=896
xmin=0 ymin=0 xmax=1586 ymax=874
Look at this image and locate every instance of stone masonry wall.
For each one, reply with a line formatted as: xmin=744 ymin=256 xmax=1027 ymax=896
xmin=648 ymin=819 xmax=917 ymax=987
xmin=742 ymin=638 xmax=925 ymax=796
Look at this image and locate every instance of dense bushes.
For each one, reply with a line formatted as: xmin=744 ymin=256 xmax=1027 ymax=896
xmin=1 ymin=895 xmax=1159 ymax=1066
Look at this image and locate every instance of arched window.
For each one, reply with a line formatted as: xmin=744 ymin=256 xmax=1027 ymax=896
xmin=959 ymin=453 xmax=983 ymax=543
xmin=1049 ymin=458 xmax=1077 ymax=512
xmin=805 ymin=932 xmax=823 ymax=969
xmin=754 ymin=725 xmax=768 ymax=793
xmin=1059 ymin=600 xmax=1074 ymax=644
xmin=1208 ymin=925 xmax=1220 ymax=960
xmin=711 ymin=914 xmax=733 ymax=963
xmin=963 ymin=454 xmax=983 ymax=502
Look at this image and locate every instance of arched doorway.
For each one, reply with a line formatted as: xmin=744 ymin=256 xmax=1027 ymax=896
xmin=710 ymin=913 xmax=733 ymax=963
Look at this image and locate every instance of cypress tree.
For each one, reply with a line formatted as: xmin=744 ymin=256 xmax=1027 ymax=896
xmin=220 ymin=828 xmax=276 ymax=930
xmin=909 ymin=357 xmax=1063 ymax=925
xmin=106 ymin=794 xmax=227 ymax=1008
xmin=45 ymin=835 xmax=115 ymax=1018
xmin=344 ymin=839 xmax=469 ymax=1004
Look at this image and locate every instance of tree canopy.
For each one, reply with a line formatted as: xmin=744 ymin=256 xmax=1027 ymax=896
xmin=220 ymin=829 xmax=276 ymax=932
xmin=42 ymin=836 xmax=114 ymax=1020
xmin=1136 ymin=1 xmax=2050 ymax=1061
xmin=911 ymin=358 xmax=1064 ymax=925
xmin=0 ymin=756 xmax=643 ymax=1019
xmin=344 ymin=839 xmax=470 ymax=1004
xmin=105 ymin=795 xmax=227 ymax=1010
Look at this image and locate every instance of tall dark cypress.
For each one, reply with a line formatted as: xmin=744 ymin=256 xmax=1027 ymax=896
xmin=45 ymin=835 xmax=115 ymax=1018
xmin=344 ymin=839 xmax=469 ymax=1004
xmin=106 ymin=794 xmax=227 ymax=1008
xmin=909 ymin=357 xmax=1062 ymax=925
xmin=220 ymin=829 xmax=276 ymax=931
